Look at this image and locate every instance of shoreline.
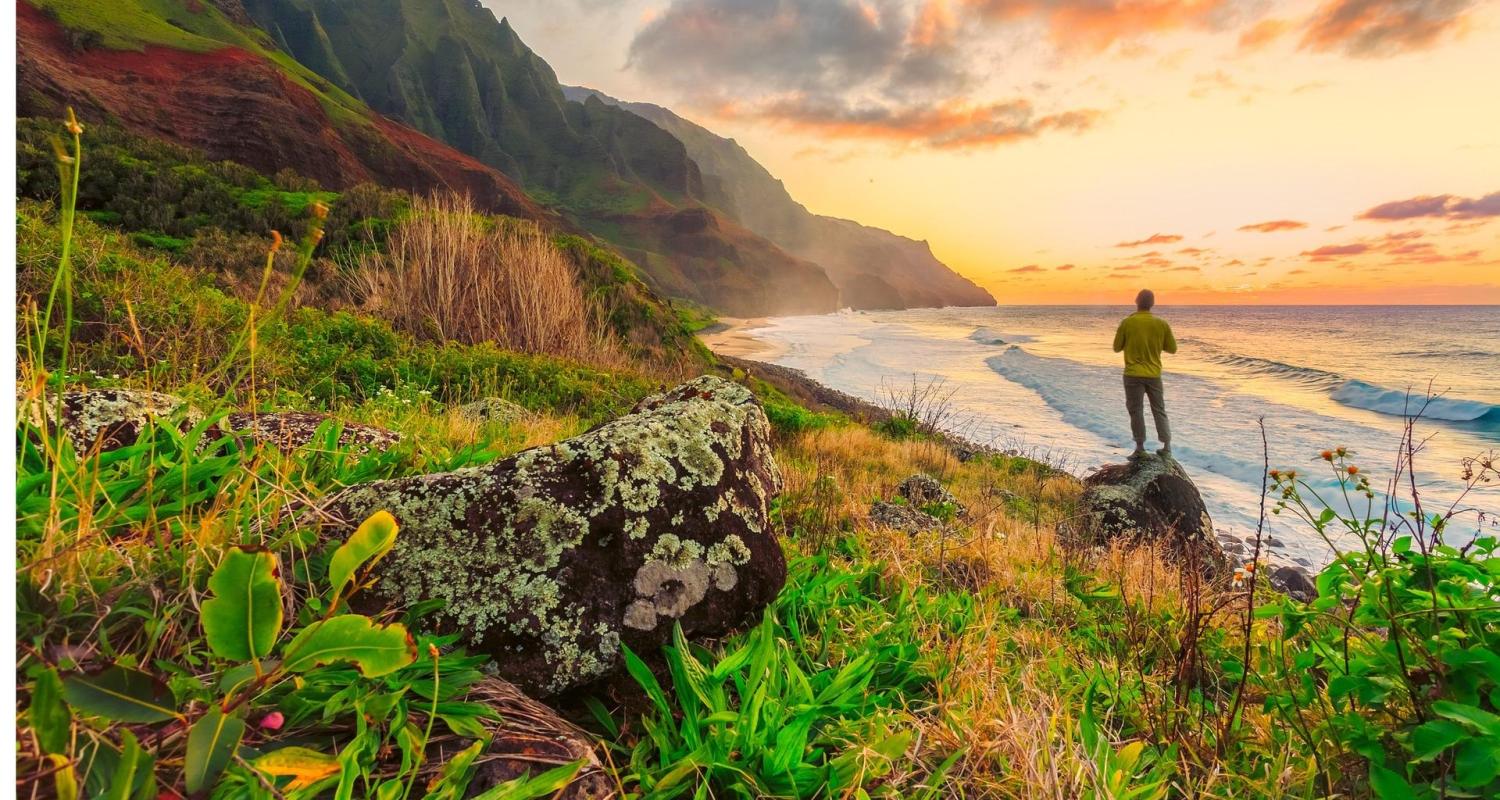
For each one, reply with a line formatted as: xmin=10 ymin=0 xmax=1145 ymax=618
xmin=696 ymin=317 xmax=782 ymax=360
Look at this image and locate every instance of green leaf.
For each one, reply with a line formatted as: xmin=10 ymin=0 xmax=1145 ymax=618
xmin=184 ymin=707 xmax=246 ymax=793
xmin=29 ymin=668 xmax=72 ymax=755
xmin=1410 ymin=719 xmax=1467 ymax=761
xmin=1367 ymin=763 xmax=1417 ymax=800
xmin=423 ymin=738 xmax=488 ymax=800
xmin=328 ymin=510 xmax=399 ymax=603
xmin=46 ymin=754 xmax=78 ymax=800
xmin=1433 ymin=700 xmax=1500 ymax=736
xmin=105 ymin=731 xmax=155 ymax=800
xmin=201 ymin=547 xmax=284 ymax=662
xmin=252 ymin=746 xmax=341 ymax=791
xmin=469 ymin=759 xmax=586 ymax=800
xmin=61 ymin=666 xmax=177 ymax=723
xmin=1454 ymin=739 xmax=1500 ymax=789
xmin=282 ymin=615 xmax=417 ymax=678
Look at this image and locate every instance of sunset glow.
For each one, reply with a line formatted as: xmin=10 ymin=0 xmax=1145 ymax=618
xmin=495 ymin=0 xmax=1500 ymax=303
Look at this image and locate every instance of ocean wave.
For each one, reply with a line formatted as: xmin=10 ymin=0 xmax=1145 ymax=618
xmin=1330 ymin=380 xmax=1500 ymax=424
xmin=968 ymin=327 xmax=1033 ymax=346
xmin=1392 ymin=348 xmax=1498 ymax=359
xmin=1207 ymin=353 xmax=1345 ymax=389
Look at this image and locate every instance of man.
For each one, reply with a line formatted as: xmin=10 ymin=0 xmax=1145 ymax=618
xmin=1112 ymin=289 xmax=1176 ymax=458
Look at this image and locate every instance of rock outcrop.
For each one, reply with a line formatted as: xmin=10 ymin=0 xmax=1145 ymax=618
xmin=23 ymin=388 xmax=202 ymax=452
xmin=1270 ymin=565 xmax=1317 ymax=602
xmin=869 ymin=474 xmax=965 ymax=534
xmin=897 ymin=474 xmax=966 ymax=517
xmin=217 ymin=411 xmax=400 ymax=454
xmin=28 ymin=389 xmax=400 ymax=456
xmin=316 ymin=376 xmax=786 ymax=695
xmin=460 ymin=678 xmax=615 ymax=799
xmin=1065 ymin=456 xmax=1230 ymax=578
xmin=457 ymin=397 xmax=533 ymax=425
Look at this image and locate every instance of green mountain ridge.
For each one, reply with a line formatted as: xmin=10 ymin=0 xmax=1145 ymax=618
xmin=241 ymin=0 xmax=840 ymax=316
xmin=562 ymin=85 xmax=998 ymax=310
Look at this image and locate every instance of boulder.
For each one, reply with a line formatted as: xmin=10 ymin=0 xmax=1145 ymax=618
xmin=1066 ymin=456 xmax=1230 ymax=578
xmin=25 ymin=388 xmax=203 ymax=452
xmin=217 ymin=411 xmax=400 ymax=454
xmin=458 ymin=678 xmax=615 ymax=799
xmin=316 ymin=376 xmax=786 ymax=695
xmin=897 ymin=474 xmax=966 ymax=517
xmin=1270 ymin=565 xmax=1317 ymax=603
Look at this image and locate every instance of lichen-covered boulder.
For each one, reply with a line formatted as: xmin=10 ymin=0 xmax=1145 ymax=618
xmin=216 ymin=411 xmax=400 ymax=454
xmin=457 ymin=678 xmax=615 ymax=799
xmin=22 ymin=388 xmax=203 ymax=452
xmin=457 ymin=397 xmax=532 ymax=425
xmin=1065 ymin=456 xmax=1230 ymax=578
xmin=317 ymin=376 xmax=785 ymax=695
xmin=897 ymin=474 xmax=965 ymax=517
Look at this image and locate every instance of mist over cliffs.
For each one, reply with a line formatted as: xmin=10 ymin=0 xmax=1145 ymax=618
xmin=563 ymin=86 xmax=997 ymax=311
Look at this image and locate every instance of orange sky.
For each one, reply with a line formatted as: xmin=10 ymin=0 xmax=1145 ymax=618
xmin=495 ymin=0 xmax=1500 ymax=303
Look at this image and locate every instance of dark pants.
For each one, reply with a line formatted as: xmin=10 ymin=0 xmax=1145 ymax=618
xmin=1123 ymin=375 xmax=1170 ymax=448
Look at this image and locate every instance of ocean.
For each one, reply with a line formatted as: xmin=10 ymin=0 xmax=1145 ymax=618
xmin=734 ymin=305 xmax=1500 ymax=568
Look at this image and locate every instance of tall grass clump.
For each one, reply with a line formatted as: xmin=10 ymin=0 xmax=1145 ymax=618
xmin=358 ymin=193 xmax=613 ymax=363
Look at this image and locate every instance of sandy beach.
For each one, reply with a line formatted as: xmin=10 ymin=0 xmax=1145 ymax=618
xmin=696 ymin=317 xmax=783 ymax=359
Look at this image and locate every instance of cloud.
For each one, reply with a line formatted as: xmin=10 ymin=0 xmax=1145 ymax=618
xmin=1302 ymin=243 xmax=1371 ymax=260
xmin=628 ymin=0 xmax=1101 ymax=149
xmin=962 ymin=0 xmax=1252 ymax=52
xmin=1055 ymin=263 xmax=1076 ymax=270
xmin=1300 ymin=0 xmax=1480 ymax=57
xmin=1238 ymin=219 xmax=1308 ymax=232
xmin=1009 ymin=264 xmax=1045 ymax=272
xmin=1115 ymin=233 xmax=1184 ymax=247
xmin=1357 ymin=191 xmax=1500 ymax=220
xmin=1238 ymin=17 xmax=1293 ymax=51
xmin=722 ymin=96 xmax=1102 ymax=148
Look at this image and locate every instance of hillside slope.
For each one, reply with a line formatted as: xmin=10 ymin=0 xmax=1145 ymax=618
xmin=17 ymin=0 xmax=542 ymax=220
xmin=564 ymin=86 xmax=997 ymax=310
xmin=240 ymin=0 xmax=840 ymax=316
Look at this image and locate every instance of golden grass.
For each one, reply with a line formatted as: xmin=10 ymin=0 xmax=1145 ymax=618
xmin=356 ymin=193 xmax=619 ymax=364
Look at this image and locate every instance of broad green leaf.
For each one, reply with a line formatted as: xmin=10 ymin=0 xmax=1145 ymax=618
xmin=201 ymin=547 xmax=284 ymax=662
xmin=184 ymin=707 xmax=246 ymax=793
xmin=328 ymin=510 xmax=399 ymax=603
xmin=1433 ymin=700 xmax=1500 ymax=736
xmin=1410 ymin=719 xmax=1467 ymax=761
xmin=61 ymin=666 xmax=177 ymax=723
xmin=1367 ymin=763 xmax=1417 ymax=800
xmin=1454 ymin=739 xmax=1500 ymax=788
xmin=29 ymin=667 xmax=72 ymax=754
xmin=252 ymin=746 xmax=341 ymax=791
xmin=282 ymin=615 xmax=417 ymax=677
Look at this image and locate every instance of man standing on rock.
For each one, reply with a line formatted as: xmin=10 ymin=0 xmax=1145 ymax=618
xmin=1113 ymin=289 xmax=1176 ymax=458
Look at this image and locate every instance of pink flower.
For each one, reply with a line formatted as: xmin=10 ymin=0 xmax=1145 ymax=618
xmin=259 ymin=711 xmax=285 ymax=731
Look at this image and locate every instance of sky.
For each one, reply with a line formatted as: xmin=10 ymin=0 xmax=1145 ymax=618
xmin=490 ymin=0 xmax=1500 ymax=304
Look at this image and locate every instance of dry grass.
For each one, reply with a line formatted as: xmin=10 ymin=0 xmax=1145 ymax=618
xmin=355 ymin=193 xmax=619 ymax=364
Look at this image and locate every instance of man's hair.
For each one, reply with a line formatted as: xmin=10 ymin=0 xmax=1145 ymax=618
xmin=1136 ymin=289 xmax=1155 ymax=310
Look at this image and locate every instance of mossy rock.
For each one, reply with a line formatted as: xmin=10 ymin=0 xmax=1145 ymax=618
xmin=25 ymin=388 xmax=203 ymax=452
xmin=216 ymin=411 xmax=399 ymax=454
xmin=317 ymin=376 xmax=786 ymax=695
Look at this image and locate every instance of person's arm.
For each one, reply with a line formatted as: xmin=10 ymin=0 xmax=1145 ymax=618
xmin=1163 ymin=321 xmax=1178 ymax=354
xmin=1113 ymin=320 xmax=1127 ymax=353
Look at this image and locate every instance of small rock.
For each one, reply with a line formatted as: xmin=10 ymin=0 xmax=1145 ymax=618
xmin=1270 ymin=565 xmax=1317 ymax=602
xmin=897 ymin=474 xmax=966 ymax=517
xmin=457 ymin=397 xmax=532 ymax=425
xmin=870 ymin=501 xmax=942 ymax=533
xmin=218 ymin=411 xmax=400 ymax=454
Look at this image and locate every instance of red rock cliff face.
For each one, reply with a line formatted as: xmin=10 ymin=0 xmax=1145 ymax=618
xmin=16 ymin=1 xmax=543 ymax=220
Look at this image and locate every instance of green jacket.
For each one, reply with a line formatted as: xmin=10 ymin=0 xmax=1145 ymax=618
xmin=1113 ymin=311 xmax=1177 ymax=378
